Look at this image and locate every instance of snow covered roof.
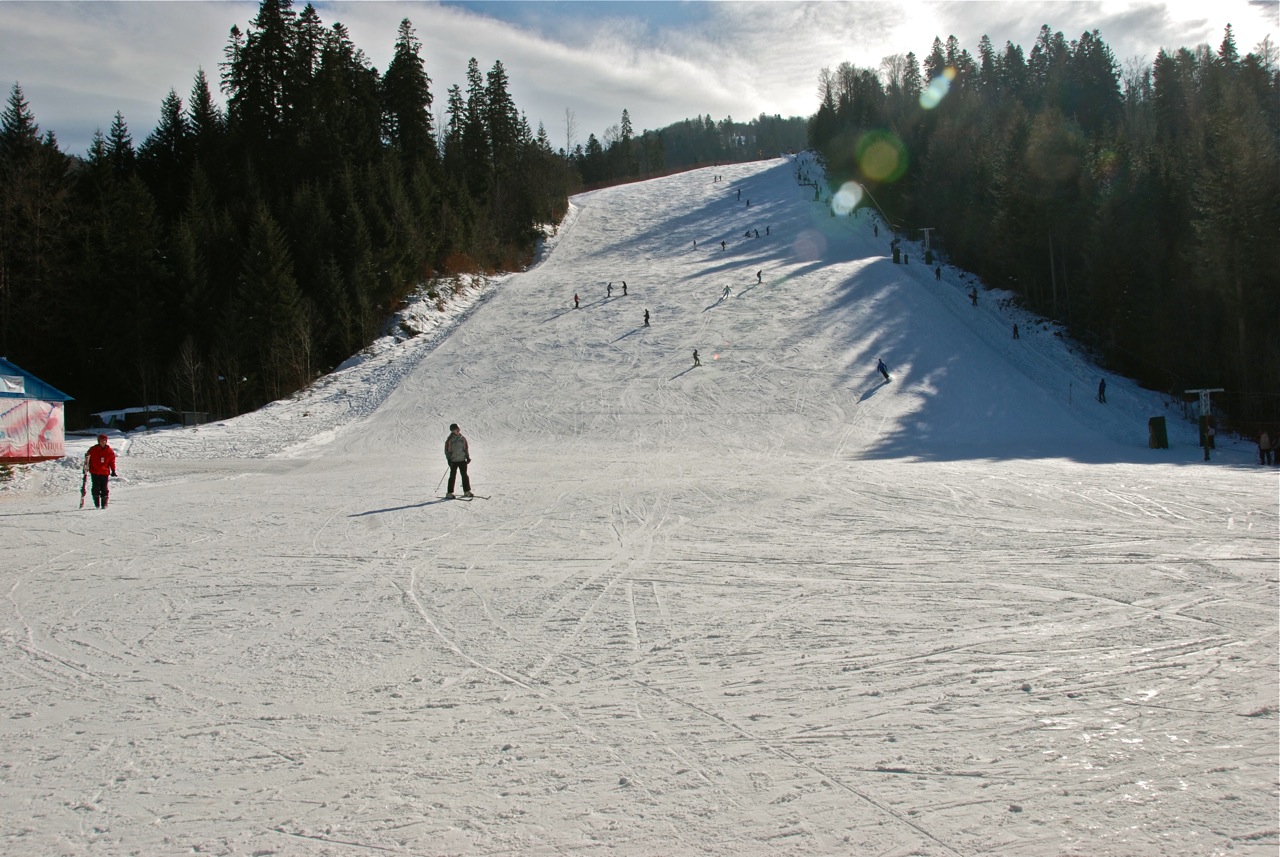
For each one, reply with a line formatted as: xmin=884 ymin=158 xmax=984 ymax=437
xmin=89 ymin=405 xmax=177 ymax=421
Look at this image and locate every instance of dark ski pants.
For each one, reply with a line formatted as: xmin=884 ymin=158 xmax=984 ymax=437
xmin=448 ymin=461 xmax=471 ymax=494
xmin=90 ymin=474 xmax=110 ymax=508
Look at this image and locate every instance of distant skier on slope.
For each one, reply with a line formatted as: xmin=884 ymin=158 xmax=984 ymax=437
xmin=445 ymin=423 xmax=473 ymax=498
xmin=693 ymin=349 xmax=701 ymax=367
xmin=877 ymin=358 xmax=891 ymax=382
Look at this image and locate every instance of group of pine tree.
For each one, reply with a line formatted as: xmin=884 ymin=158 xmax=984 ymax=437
xmin=810 ymin=25 xmax=1278 ymax=427
xmin=1 ymin=2 xmax=1275 ymax=429
xmin=0 ymin=0 xmax=797 ymax=422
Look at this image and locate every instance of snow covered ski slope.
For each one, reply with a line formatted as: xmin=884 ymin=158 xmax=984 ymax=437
xmin=1 ymin=156 xmax=1276 ymax=856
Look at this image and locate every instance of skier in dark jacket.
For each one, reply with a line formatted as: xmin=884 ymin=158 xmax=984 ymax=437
xmin=85 ymin=434 xmax=118 ymax=509
xmin=876 ymin=358 xmax=891 ymax=382
xmin=444 ymin=424 xmax=472 ymax=498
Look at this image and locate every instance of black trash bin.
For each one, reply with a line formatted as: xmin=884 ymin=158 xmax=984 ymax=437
xmin=1148 ymin=416 xmax=1168 ymax=449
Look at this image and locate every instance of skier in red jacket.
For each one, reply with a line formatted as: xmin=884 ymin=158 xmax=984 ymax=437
xmin=84 ymin=434 xmax=118 ymax=509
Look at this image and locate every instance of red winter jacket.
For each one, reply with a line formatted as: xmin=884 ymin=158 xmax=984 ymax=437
xmin=85 ymin=443 xmax=117 ymax=476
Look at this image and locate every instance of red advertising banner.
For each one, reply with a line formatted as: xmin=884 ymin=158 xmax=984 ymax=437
xmin=0 ymin=399 xmax=66 ymax=462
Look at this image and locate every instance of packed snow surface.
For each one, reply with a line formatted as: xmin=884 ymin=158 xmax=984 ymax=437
xmin=2 ymin=156 xmax=1277 ymax=856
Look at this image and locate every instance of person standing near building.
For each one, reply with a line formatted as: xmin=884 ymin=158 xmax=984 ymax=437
xmin=444 ymin=423 xmax=472 ymax=498
xmin=1258 ymin=429 xmax=1272 ymax=465
xmin=85 ymin=434 xmax=118 ymax=509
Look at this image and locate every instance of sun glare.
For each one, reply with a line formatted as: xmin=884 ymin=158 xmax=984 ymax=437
xmin=920 ymin=66 xmax=957 ymax=110
xmin=831 ymin=181 xmax=863 ymax=215
xmin=856 ymin=130 xmax=908 ymax=182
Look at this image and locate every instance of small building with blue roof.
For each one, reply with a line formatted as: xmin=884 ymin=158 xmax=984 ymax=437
xmin=0 ymin=358 xmax=74 ymax=464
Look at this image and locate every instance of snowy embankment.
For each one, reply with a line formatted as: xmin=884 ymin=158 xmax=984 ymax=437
xmin=1 ymin=155 xmax=1275 ymax=857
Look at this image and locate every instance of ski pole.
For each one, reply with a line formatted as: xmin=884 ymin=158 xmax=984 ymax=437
xmin=436 ymin=468 xmax=449 ymax=493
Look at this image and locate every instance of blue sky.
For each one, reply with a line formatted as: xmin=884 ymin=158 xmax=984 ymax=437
xmin=1 ymin=1 xmax=1275 ymax=157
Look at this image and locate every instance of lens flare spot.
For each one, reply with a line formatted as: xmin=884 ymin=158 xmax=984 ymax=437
xmin=857 ymin=131 xmax=907 ymax=183
xmin=793 ymin=229 xmax=826 ymax=262
xmin=919 ymin=66 xmax=956 ymax=110
xmin=831 ymin=181 xmax=863 ymax=215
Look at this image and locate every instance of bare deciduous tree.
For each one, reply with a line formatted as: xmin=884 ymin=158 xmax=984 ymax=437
xmin=564 ymin=107 xmax=577 ymax=154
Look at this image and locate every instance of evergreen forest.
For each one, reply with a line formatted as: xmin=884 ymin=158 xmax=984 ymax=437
xmin=808 ymin=25 xmax=1279 ymax=429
